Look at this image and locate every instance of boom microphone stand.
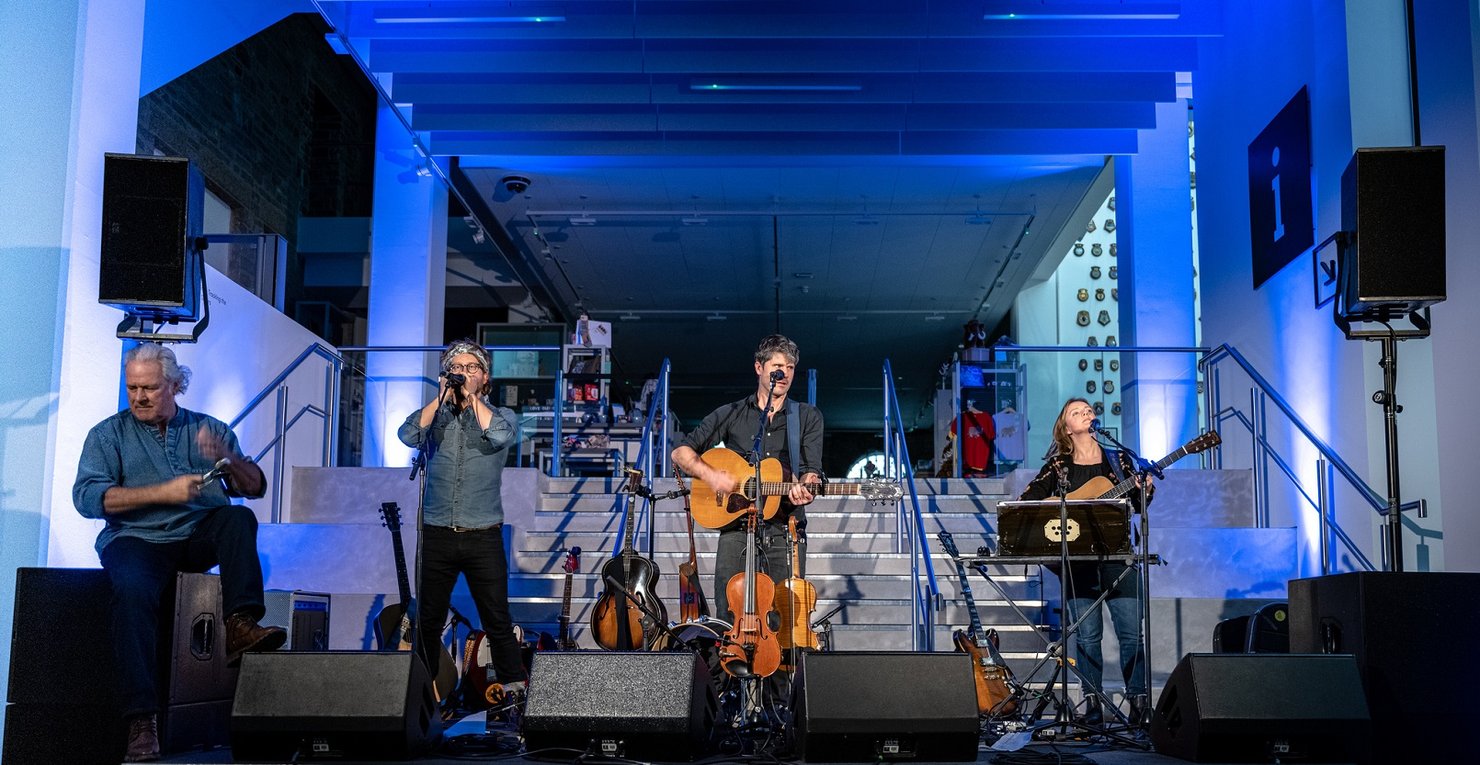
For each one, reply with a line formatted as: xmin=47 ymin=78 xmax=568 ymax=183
xmin=1088 ymin=421 xmax=1157 ymax=727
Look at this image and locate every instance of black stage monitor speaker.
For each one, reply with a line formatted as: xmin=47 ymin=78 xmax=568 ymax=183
xmin=1338 ymin=146 xmax=1445 ymax=319
xmin=99 ymin=153 xmax=203 ymax=319
xmin=1150 ymin=653 xmax=1369 ymax=762
xmin=1290 ymin=571 xmax=1480 ymax=763
xmin=791 ymin=651 xmax=979 ymax=762
xmin=522 ymin=651 xmax=715 ymax=761
xmin=229 ymin=652 xmax=441 ymax=761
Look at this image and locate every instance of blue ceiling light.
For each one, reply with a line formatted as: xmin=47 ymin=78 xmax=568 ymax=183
xmin=983 ymin=2 xmax=1179 ymax=20
xmin=690 ymin=81 xmax=863 ymax=92
xmin=375 ymin=16 xmax=567 ymax=24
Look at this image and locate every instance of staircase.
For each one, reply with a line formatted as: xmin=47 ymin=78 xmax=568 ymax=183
xmin=266 ymin=464 xmax=1298 ymax=692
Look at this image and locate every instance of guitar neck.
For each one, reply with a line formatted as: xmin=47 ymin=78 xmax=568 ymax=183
xmin=951 ymin=560 xmax=986 ymax=637
xmin=388 ymin=528 xmax=413 ymax=605
xmin=558 ymin=571 xmax=574 ymax=640
xmin=1103 ymin=446 xmax=1188 ymax=499
xmin=756 ymin=480 xmax=864 ymax=497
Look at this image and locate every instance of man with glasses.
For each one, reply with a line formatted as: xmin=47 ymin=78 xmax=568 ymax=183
xmin=398 ymin=339 xmax=526 ymax=702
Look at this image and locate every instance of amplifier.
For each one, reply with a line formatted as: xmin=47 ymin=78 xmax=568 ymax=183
xmin=264 ymin=590 xmax=331 ymax=651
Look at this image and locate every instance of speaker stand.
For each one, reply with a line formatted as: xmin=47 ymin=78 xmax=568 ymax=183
xmin=1336 ymin=308 xmax=1432 ymax=572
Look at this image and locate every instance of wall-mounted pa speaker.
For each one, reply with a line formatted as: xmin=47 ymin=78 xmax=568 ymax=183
xmin=1338 ymin=146 xmax=1445 ymax=320
xmin=99 ymin=153 xmax=203 ymax=319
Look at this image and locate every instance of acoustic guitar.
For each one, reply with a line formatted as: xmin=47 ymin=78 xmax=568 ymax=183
xmin=688 ymin=447 xmax=902 ymax=529
xmin=1065 ymin=431 xmax=1222 ymax=500
xmin=937 ymin=530 xmax=1018 ymax=716
xmin=373 ymin=502 xmax=458 ymax=701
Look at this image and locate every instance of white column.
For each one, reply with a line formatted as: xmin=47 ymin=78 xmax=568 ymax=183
xmin=362 ymin=103 xmax=448 ymax=466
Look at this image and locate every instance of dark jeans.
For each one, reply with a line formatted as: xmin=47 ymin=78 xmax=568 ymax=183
xmin=417 ymin=525 xmax=525 ymax=684
xmin=1060 ymin=562 xmax=1146 ymax=697
xmin=713 ymin=520 xmax=803 ymax=624
xmin=99 ymin=505 xmax=266 ymax=717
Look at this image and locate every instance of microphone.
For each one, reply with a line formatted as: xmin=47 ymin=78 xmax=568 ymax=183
xmin=442 ymin=371 xmax=466 ymax=387
xmin=769 ymin=369 xmax=786 ymax=382
xmin=1089 ymin=418 xmax=1103 ymax=433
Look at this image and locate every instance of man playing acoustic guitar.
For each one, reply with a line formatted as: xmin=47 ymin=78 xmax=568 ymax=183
xmin=670 ymin=334 xmax=824 ymax=623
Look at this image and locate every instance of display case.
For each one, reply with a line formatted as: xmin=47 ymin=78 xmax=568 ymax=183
xmin=934 ymin=359 xmax=1027 ymax=477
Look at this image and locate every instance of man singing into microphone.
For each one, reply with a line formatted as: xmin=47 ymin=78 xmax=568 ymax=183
xmin=398 ymin=339 xmax=526 ymax=700
xmin=671 ymin=334 xmax=824 ymax=622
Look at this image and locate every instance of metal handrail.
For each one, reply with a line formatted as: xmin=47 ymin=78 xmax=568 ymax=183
xmin=883 ymin=359 xmax=940 ymax=652
xmin=611 ymin=359 xmax=671 ymax=560
xmin=1200 ymin=343 xmax=1385 ymax=572
xmin=227 ymin=342 xmax=343 ymax=523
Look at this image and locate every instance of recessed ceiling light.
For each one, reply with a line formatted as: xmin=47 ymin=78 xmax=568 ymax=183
xmin=706 ymin=313 xmax=728 ymax=322
xmin=925 ymin=315 xmax=946 ymax=321
xmin=680 ymin=216 xmax=709 ymax=226
xmin=569 ymin=216 xmax=597 ymax=226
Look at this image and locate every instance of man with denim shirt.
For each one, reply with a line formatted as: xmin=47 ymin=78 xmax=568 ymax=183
xmin=73 ymin=343 xmax=285 ymax=762
xmin=398 ymin=339 xmax=526 ymax=698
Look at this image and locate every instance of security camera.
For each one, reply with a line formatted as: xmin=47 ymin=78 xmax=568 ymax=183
xmin=501 ymin=175 xmax=531 ymax=194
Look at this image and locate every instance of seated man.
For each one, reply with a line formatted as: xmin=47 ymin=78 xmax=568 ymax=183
xmin=73 ymin=343 xmax=285 ymax=762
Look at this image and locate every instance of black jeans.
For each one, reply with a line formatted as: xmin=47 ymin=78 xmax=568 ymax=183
xmin=98 ymin=505 xmax=266 ymax=717
xmin=417 ymin=525 xmax=525 ymax=684
xmin=712 ymin=520 xmax=803 ymax=624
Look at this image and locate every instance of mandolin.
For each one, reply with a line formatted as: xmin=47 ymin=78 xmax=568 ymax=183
xmin=556 ymin=547 xmax=582 ymax=650
xmin=1066 ymin=431 xmax=1222 ymax=500
xmin=774 ymin=515 xmax=818 ymax=651
xmin=937 ymin=530 xmax=1017 ymax=716
xmin=719 ymin=510 xmax=781 ymax=678
xmin=688 ymin=447 xmax=902 ymax=529
xmin=673 ymin=471 xmax=709 ymax=622
xmin=590 ymin=471 xmax=667 ymax=650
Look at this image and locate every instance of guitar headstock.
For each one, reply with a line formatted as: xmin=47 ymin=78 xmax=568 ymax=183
xmin=1186 ymin=430 xmax=1223 ymax=455
xmin=936 ymin=530 xmax=962 ymax=557
xmin=378 ymin=502 xmax=402 ymax=532
xmin=859 ymin=479 xmax=904 ymax=503
xmin=563 ymin=547 xmax=582 ymax=575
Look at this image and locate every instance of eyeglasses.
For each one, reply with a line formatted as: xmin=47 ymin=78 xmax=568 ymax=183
xmin=447 ymin=363 xmax=485 ymax=374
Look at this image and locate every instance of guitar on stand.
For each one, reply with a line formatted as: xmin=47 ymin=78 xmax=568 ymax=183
xmin=774 ymin=515 xmax=818 ymax=657
xmin=373 ymin=502 xmax=458 ymax=701
xmin=556 ymin=547 xmax=583 ymax=650
xmin=672 ymin=471 xmax=709 ymax=622
xmin=590 ymin=470 xmax=667 ymax=650
xmin=937 ymin=531 xmax=1018 ymax=717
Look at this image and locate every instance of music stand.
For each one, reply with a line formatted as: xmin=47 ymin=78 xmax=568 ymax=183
xmin=971 ymin=497 xmax=1145 ymax=740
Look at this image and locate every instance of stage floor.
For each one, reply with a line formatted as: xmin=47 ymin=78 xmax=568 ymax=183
xmin=155 ymin=712 xmax=1361 ymax=765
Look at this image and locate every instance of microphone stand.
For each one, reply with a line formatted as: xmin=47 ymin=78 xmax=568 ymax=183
xmin=1090 ymin=425 xmax=1156 ymax=728
xmin=1052 ymin=458 xmax=1079 ymax=733
xmin=406 ymin=376 xmax=458 ymax=686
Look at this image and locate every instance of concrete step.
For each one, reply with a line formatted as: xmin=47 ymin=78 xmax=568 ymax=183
xmin=506 ymin=572 xmax=1042 ymax=603
xmin=537 ymin=492 xmax=1011 ymax=514
xmin=525 ymin=509 xmax=1003 ymax=535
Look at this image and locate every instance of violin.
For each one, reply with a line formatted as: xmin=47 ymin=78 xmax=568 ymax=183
xmin=774 ymin=515 xmax=818 ymax=651
xmin=719 ymin=510 xmax=781 ymax=678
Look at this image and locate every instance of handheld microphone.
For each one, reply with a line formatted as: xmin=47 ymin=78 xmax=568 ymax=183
xmin=769 ymin=369 xmax=786 ymax=382
xmin=1089 ymin=418 xmax=1103 ymax=433
xmin=442 ymin=371 xmax=466 ymax=387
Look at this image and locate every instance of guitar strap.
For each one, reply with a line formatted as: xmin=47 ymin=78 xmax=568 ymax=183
xmin=1104 ymin=448 xmax=1126 ymax=483
xmin=786 ymin=399 xmax=801 ymax=479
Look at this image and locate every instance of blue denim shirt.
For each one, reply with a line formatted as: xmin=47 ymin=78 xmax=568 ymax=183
xmin=398 ymin=399 xmax=519 ymax=529
xmin=73 ymin=407 xmax=258 ymax=554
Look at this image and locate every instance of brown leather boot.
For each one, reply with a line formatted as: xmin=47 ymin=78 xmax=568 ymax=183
xmin=225 ymin=611 xmax=287 ymax=666
xmin=124 ymin=713 xmax=160 ymax=762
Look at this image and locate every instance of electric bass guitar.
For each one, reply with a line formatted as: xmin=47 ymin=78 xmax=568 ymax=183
xmin=373 ymin=502 xmax=458 ymax=700
xmin=688 ymin=447 xmax=902 ymax=529
xmin=1066 ymin=431 xmax=1222 ymax=500
xmin=937 ymin=530 xmax=1018 ymax=716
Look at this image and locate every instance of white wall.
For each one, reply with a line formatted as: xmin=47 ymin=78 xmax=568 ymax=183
xmin=1194 ymin=0 xmax=1475 ymax=573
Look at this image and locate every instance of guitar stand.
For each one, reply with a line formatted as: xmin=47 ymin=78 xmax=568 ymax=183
xmin=964 ymin=555 xmax=1151 ymax=742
